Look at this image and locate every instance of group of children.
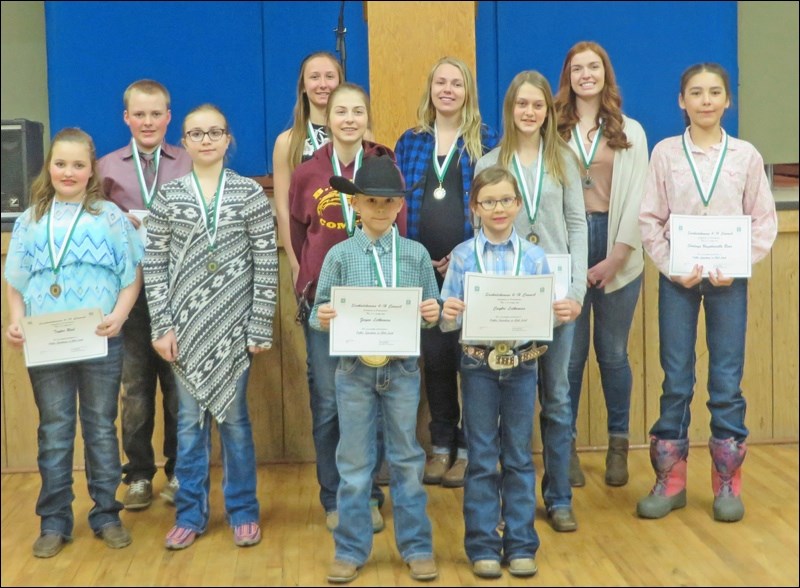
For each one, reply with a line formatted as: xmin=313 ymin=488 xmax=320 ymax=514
xmin=4 ymin=39 xmax=777 ymax=584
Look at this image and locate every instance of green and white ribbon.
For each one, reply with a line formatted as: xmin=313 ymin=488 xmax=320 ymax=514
xmin=131 ymin=138 xmax=161 ymax=209
xmin=512 ymin=147 xmax=544 ymax=224
xmin=190 ymin=170 xmax=226 ymax=253
xmin=682 ymin=129 xmax=728 ymax=207
xmin=331 ymin=146 xmax=363 ymax=236
xmin=371 ymin=225 xmax=398 ymax=287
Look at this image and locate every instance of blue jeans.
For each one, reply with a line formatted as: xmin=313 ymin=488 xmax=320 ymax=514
xmin=539 ymin=322 xmax=576 ymax=511
xmin=174 ymin=366 xmax=259 ymax=533
xmin=569 ymin=212 xmax=641 ymax=437
xmin=460 ymin=351 xmax=540 ymax=562
xmin=333 ymin=357 xmax=432 ymax=566
xmin=650 ymin=275 xmax=749 ymax=442
xmin=29 ymin=336 xmax=125 ymax=538
xmin=120 ymin=290 xmax=178 ymax=483
xmin=303 ymin=323 xmax=384 ymax=513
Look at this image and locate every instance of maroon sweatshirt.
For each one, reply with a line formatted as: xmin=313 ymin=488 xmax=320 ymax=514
xmin=289 ymin=140 xmax=408 ymax=300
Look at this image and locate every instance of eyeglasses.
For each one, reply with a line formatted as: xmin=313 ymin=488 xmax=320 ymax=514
xmin=476 ymin=197 xmax=517 ymax=211
xmin=185 ymin=128 xmax=227 ymax=142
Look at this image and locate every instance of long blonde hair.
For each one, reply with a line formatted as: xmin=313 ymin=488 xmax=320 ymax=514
xmin=497 ymin=71 xmax=571 ymax=186
xmin=287 ymin=52 xmax=344 ymax=171
xmin=30 ymin=128 xmax=104 ymax=222
xmin=554 ymin=41 xmax=631 ymax=150
xmin=414 ymin=56 xmax=486 ymax=163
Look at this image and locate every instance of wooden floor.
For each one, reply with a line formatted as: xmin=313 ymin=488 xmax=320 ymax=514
xmin=1 ymin=443 xmax=797 ymax=587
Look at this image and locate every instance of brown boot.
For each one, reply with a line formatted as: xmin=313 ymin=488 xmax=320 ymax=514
xmin=568 ymin=439 xmax=585 ymax=487
xmin=605 ymin=436 xmax=629 ymax=486
xmin=423 ymin=454 xmax=451 ymax=485
xmin=442 ymin=457 xmax=468 ymax=488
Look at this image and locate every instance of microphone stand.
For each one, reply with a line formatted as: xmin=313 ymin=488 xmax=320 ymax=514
xmin=334 ymin=0 xmax=347 ymax=79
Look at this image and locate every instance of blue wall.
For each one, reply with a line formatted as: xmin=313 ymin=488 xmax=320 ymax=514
xmin=476 ymin=1 xmax=738 ymax=151
xmin=45 ymin=1 xmax=736 ymax=176
xmin=44 ymin=1 xmax=369 ymax=176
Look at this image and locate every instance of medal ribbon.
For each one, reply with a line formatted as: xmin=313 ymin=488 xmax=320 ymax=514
xmin=432 ymin=124 xmax=460 ymax=188
xmin=473 ymin=234 xmax=522 ymax=276
xmin=512 ymin=148 xmax=544 ymax=225
xmin=331 ymin=146 xmax=363 ymax=236
xmin=47 ymin=198 xmax=86 ymax=278
xmin=371 ymin=225 xmax=398 ymax=287
xmin=573 ymin=121 xmax=603 ymax=173
xmin=131 ymin=138 xmax=161 ymax=209
xmin=682 ymin=129 xmax=728 ymax=207
xmin=190 ymin=170 xmax=226 ymax=253
xmin=307 ymin=121 xmax=324 ymax=152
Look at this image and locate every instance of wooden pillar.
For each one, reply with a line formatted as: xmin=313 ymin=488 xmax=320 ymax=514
xmin=365 ymin=1 xmax=476 ymax=148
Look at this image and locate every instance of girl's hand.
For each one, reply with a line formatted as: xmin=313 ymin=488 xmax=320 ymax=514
xmin=587 ymin=256 xmax=622 ymax=289
xmin=5 ymin=322 xmax=25 ymax=349
xmin=249 ymin=345 xmax=267 ymax=354
xmin=441 ymin=297 xmax=465 ymax=322
xmin=420 ymin=298 xmax=441 ymax=324
xmin=432 ymin=255 xmax=451 ymax=277
xmin=153 ymin=330 xmax=178 ymax=362
xmin=708 ymin=268 xmax=734 ymax=287
xmin=124 ymin=212 xmax=142 ymax=229
xmin=317 ymin=303 xmax=336 ymax=330
xmin=672 ymin=264 xmax=704 ymax=289
xmin=553 ymin=298 xmax=582 ymax=323
xmin=96 ymin=312 xmax=127 ymax=338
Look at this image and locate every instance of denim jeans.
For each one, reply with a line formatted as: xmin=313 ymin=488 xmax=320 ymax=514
xmin=120 ymin=290 xmax=178 ymax=483
xmin=460 ymin=352 xmax=540 ymax=562
xmin=422 ymin=326 xmax=466 ymax=451
xmin=539 ymin=322 xmax=576 ymax=511
xmin=303 ymin=323 xmax=384 ymax=513
xmin=650 ymin=274 xmax=749 ymax=442
xmin=333 ymin=357 xmax=432 ymax=566
xmin=29 ymin=336 xmax=125 ymax=538
xmin=568 ymin=212 xmax=642 ymax=437
xmin=174 ymin=366 xmax=259 ymax=532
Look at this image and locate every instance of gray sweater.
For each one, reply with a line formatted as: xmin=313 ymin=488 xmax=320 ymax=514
xmin=475 ymin=145 xmax=588 ymax=305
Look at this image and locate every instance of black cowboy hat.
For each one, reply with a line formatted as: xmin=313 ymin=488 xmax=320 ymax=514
xmin=329 ymin=155 xmax=406 ymax=197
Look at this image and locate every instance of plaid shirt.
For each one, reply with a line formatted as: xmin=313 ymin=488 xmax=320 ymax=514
xmin=395 ymin=125 xmax=499 ymax=241
xmin=310 ymin=226 xmax=440 ymax=330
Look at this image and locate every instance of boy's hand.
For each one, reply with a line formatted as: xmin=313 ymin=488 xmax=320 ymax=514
xmin=5 ymin=322 xmax=25 ymax=349
xmin=317 ymin=303 xmax=337 ymax=330
xmin=420 ymin=298 xmax=440 ymax=324
xmin=441 ymin=297 xmax=465 ymax=322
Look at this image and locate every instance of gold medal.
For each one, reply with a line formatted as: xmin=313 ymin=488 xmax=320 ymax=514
xmin=207 ymin=259 xmax=218 ymax=273
xmin=433 ymin=186 xmax=446 ymax=200
xmin=50 ymin=283 xmax=62 ymax=298
xmin=359 ymin=355 xmax=389 ymax=368
xmin=527 ymin=231 xmax=539 ymax=244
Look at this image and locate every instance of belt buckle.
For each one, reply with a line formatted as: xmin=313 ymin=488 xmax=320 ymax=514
xmin=487 ymin=348 xmax=518 ymax=370
xmin=359 ymin=355 xmax=389 ymax=368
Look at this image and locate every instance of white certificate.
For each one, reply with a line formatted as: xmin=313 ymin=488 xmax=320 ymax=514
xmin=669 ymin=215 xmax=752 ymax=278
xmin=20 ymin=308 xmax=108 ymax=367
xmin=329 ymin=287 xmax=423 ymax=356
xmin=546 ymin=254 xmax=572 ymax=301
xmin=462 ymin=273 xmax=554 ymax=342
xmin=129 ymin=209 xmax=149 ymax=247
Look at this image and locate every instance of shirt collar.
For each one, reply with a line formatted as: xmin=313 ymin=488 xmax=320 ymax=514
xmin=682 ymin=127 xmax=735 ymax=154
xmin=476 ymin=226 xmax=520 ymax=255
xmin=354 ymin=225 xmax=396 ymax=253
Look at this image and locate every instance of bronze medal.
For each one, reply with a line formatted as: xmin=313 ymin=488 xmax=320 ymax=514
xmin=582 ymin=174 xmax=595 ymax=189
xmin=527 ymin=231 xmax=539 ymax=244
xmin=50 ymin=283 xmax=62 ymax=298
xmin=359 ymin=355 xmax=389 ymax=368
xmin=207 ymin=259 xmax=218 ymax=273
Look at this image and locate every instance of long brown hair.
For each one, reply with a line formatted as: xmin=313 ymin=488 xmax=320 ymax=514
xmin=554 ymin=41 xmax=631 ymax=150
xmin=497 ymin=71 xmax=571 ymax=186
xmin=30 ymin=128 xmax=104 ymax=222
xmin=287 ymin=52 xmax=344 ymax=171
xmin=414 ymin=56 xmax=486 ymax=163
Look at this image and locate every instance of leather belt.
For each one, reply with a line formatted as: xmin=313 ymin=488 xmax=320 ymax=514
xmin=461 ymin=343 xmax=548 ymax=370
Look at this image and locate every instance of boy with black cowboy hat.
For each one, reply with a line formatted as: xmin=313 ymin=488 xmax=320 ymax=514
xmin=311 ymin=155 xmax=440 ymax=583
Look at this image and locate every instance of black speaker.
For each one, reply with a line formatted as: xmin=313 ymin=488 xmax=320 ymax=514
xmin=2 ymin=119 xmax=44 ymax=230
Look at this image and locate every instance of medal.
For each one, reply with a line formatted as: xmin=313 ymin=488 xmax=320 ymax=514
xmin=527 ymin=231 xmax=539 ymax=244
xmin=359 ymin=355 xmax=389 ymax=368
xmin=582 ymin=175 xmax=595 ymax=189
xmin=207 ymin=259 xmax=218 ymax=273
xmin=191 ymin=169 xmax=226 ymax=271
xmin=432 ymin=123 xmax=460 ymax=201
xmin=433 ymin=186 xmax=446 ymax=200
xmin=47 ymin=199 xmax=86 ymax=301
xmin=131 ymin=139 xmax=161 ymax=209
xmin=50 ymin=283 xmax=62 ymax=298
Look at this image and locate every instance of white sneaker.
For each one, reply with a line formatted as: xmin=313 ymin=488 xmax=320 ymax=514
xmin=160 ymin=477 xmax=179 ymax=505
